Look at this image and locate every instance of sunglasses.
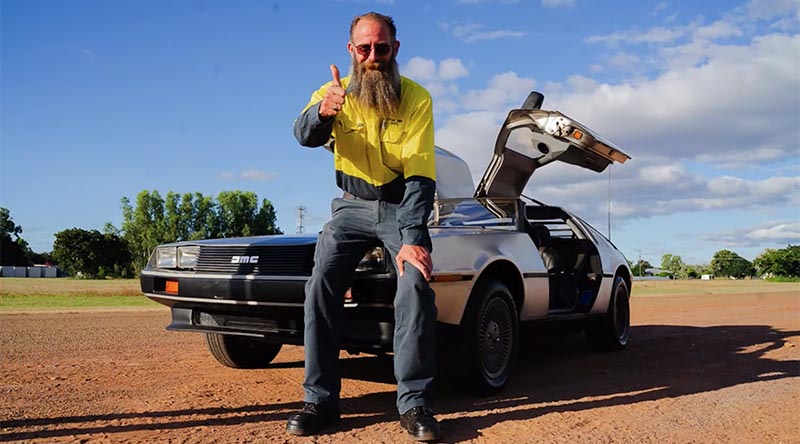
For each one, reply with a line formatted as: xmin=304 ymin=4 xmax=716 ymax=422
xmin=353 ymin=42 xmax=392 ymax=57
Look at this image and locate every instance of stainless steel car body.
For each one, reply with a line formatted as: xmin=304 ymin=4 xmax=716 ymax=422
xmin=140 ymin=92 xmax=633 ymax=389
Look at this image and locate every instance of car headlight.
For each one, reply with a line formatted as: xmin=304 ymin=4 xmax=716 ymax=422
xmin=156 ymin=247 xmax=177 ymax=268
xmin=355 ymin=246 xmax=386 ymax=273
xmin=177 ymin=246 xmax=200 ymax=269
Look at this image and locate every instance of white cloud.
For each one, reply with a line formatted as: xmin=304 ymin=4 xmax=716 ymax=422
xmin=428 ymin=4 xmax=798 ymax=237
xmin=404 ymin=57 xmax=437 ymax=82
xmin=749 ymin=222 xmax=800 ymax=242
xmin=456 ymin=0 xmax=520 ymax=3
xmin=546 ymin=34 xmax=800 ymax=164
xmin=702 ymin=220 xmax=800 ymax=248
xmin=585 ymin=26 xmax=687 ymax=45
xmin=744 ymin=0 xmax=800 ymax=21
xmin=402 ymin=57 xmax=469 ymax=108
xmin=241 ymin=169 xmax=277 ymax=182
xmin=465 ymin=30 xmax=527 ymax=43
xmin=218 ymin=169 xmax=277 ymax=182
xmin=438 ymin=58 xmax=469 ymax=80
xmin=693 ymin=20 xmax=743 ymax=40
xmin=439 ymin=21 xmax=527 ymax=43
xmin=541 ymin=0 xmax=575 ymax=7
xmin=527 ymin=163 xmax=800 ymax=225
xmin=564 ymin=75 xmax=599 ymax=93
xmin=606 ymin=53 xmax=642 ymax=71
xmin=652 ymin=2 xmax=669 ymax=15
xmin=449 ymin=23 xmax=484 ymax=39
xmin=462 ymin=71 xmax=536 ymax=111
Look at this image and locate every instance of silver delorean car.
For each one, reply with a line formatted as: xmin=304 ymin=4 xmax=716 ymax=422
xmin=140 ymin=92 xmax=632 ymax=393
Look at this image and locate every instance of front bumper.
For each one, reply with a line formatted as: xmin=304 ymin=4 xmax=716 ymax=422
xmin=140 ymin=271 xmax=397 ymax=350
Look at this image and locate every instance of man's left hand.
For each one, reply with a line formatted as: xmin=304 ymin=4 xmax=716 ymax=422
xmin=396 ymin=244 xmax=433 ymax=281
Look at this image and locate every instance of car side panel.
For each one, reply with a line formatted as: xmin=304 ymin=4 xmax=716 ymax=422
xmin=430 ymin=229 xmax=549 ymax=324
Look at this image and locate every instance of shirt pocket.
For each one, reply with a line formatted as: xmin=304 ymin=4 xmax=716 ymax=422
xmin=380 ymin=121 xmax=406 ymax=173
xmin=334 ymin=117 xmax=366 ymax=158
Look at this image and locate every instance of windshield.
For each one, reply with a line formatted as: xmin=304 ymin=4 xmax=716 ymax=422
xmin=430 ymin=198 xmax=519 ymax=229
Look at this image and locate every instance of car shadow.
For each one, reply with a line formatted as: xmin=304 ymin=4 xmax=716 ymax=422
xmin=334 ymin=324 xmax=799 ymax=442
xmin=2 ymin=324 xmax=796 ymax=442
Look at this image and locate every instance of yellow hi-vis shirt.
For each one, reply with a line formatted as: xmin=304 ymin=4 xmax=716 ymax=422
xmin=294 ymin=75 xmax=436 ymax=248
xmin=300 ymin=75 xmax=436 ymax=204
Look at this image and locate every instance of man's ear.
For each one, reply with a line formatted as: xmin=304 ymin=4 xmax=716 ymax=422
xmin=393 ymin=40 xmax=400 ymax=56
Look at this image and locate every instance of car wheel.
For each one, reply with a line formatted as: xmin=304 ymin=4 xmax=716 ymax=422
xmin=457 ymin=279 xmax=518 ymax=393
xmin=586 ymin=276 xmax=630 ymax=351
xmin=205 ymin=333 xmax=282 ymax=369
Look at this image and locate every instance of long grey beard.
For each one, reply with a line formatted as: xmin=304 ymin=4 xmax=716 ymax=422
xmin=348 ymin=57 xmax=401 ymax=119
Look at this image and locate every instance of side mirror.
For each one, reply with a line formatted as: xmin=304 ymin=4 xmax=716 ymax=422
xmin=521 ymin=92 xmax=544 ymax=110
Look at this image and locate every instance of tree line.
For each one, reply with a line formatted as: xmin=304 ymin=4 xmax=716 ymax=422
xmin=630 ymin=247 xmax=799 ymax=280
xmin=0 ymin=189 xmax=282 ymax=278
xmin=2 ymin=201 xmax=798 ymax=280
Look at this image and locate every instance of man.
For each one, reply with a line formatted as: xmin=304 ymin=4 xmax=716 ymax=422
xmin=287 ymin=11 xmax=440 ymax=442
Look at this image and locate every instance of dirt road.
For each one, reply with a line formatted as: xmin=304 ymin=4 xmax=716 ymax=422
xmin=1 ymin=288 xmax=798 ymax=443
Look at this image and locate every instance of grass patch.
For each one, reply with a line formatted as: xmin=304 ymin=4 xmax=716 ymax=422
xmin=632 ymin=279 xmax=800 ymax=297
xmin=0 ymin=294 xmax=159 ymax=310
xmin=0 ymin=278 xmax=157 ymax=311
xmin=765 ymin=276 xmax=800 ymax=283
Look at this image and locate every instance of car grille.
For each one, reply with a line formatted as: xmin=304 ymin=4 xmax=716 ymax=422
xmin=195 ymin=245 xmax=315 ymax=276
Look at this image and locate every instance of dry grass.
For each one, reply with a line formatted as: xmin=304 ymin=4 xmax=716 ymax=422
xmin=0 ymin=278 xmax=141 ymax=297
xmin=632 ymin=279 xmax=800 ymax=297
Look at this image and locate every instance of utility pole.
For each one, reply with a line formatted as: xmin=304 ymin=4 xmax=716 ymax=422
xmin=634 ymin=248 xmax=642 ymax=276
xmin=296 ymin=206 xmax=306 ymax=234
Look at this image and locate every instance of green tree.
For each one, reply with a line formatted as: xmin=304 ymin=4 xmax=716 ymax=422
xmin=684 ymin=264 xmax=710 ymax=279
xmin=1 ymin=207 xmax=32 ymax=266
xmin=633 ymin=259 xmax=652 ymax=276
xmin=216 ymin=191 xmax=282 ymax=237
xmin=710 ymin=249 xmax=754 ymax=278
xmin=52 ymin=228 xmax=132 ymax=278
xmin=193 ymin=193 xmax=218 ymax=239
xmin=753 ymin=245 xmax=800 ymax=277
xmin=661 ymin=253 xmax=685 ymax=278
xmin=121 ymin=190 xmax=169 ymax=273
xmin=121 ymin=190 xmax=282 ymax=274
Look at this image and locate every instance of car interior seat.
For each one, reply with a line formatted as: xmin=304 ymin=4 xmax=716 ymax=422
xmin=529 ymin=223 xmax=560 ymax=272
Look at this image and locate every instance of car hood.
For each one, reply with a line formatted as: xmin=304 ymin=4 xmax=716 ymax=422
xmin=162 ymin=234 xmax=319 ymax=247
xmin=474 ymin=108 xmax=630 ymax=198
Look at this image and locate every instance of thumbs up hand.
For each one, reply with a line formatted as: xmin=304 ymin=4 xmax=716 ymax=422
xmin=319 ymin=64 xmax=346 ymax=119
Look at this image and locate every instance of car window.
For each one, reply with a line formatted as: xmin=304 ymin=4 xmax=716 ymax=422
xmin=506 ymin=126 xmax=546 ymax=161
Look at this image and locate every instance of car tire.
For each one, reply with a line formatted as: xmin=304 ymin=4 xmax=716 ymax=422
xmin=205 ymin=333 xmax=282 ymax=369
xmin=456 ymin=279 xmax=518 ymax=394
xmin=586 ymin=276 xmax=630 ymax=351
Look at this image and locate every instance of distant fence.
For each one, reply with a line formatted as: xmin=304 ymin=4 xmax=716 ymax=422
xmin=0 ymin=266 xmax=64 ymax=278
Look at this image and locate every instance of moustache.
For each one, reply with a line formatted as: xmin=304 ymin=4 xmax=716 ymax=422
xmin=361 ymin=61 xmax=387 ymax=71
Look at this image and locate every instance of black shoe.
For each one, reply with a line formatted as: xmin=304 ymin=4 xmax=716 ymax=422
xmin=400 ymin=406 xmax=441 ymax=442
xmin=286 ymin=402 xmax=340 ymax=436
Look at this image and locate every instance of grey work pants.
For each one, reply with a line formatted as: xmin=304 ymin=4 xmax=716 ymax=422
xmin=302 ymin=197 xmax=437 ymax=414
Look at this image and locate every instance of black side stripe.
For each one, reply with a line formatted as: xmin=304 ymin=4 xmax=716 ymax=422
xmin=523 ymin=272 xmax=549 ymax=278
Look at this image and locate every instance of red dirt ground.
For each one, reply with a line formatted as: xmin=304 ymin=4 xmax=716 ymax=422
xmin=1 ymin=289 xmax=798 ymax=443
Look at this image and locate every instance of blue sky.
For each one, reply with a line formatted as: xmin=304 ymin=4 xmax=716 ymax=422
xmin=1 ymin=0 xmax=798 ymax=267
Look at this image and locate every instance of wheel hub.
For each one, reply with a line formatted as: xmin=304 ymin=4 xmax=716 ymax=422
xmin=484 ymin=321 xmax=501 ymax=351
